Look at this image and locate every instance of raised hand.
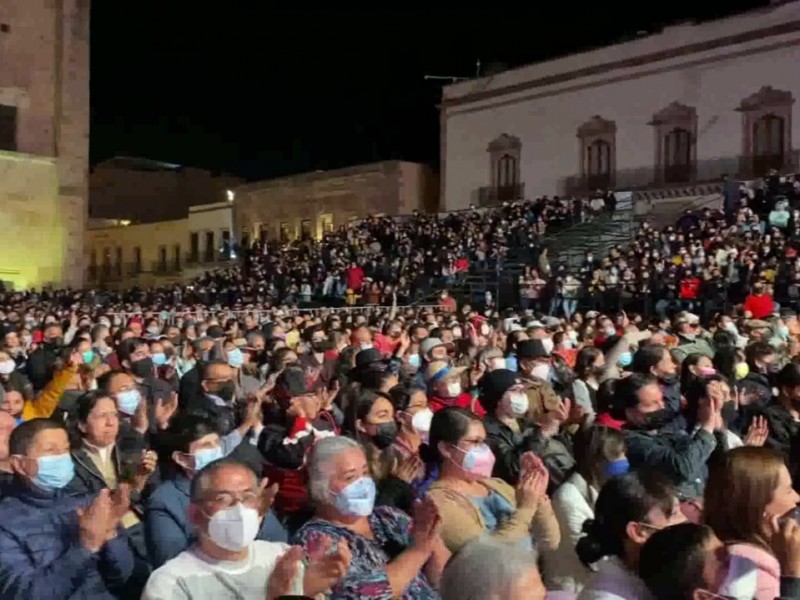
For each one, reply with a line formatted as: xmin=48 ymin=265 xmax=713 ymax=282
xmin=257 ymin=477 xmax=280 ymax=517
xmin=154 ymin=391 xmax=179 ymax=430
xmin=77 ymin=489 xmax=117 ymax=552
xmin=304 ymin=536 xmax=351 ymax=597
xmin=393 ymin=454 xmax=423 ymax=484
xmin=131 ymin=395 xmax=149 ymax=434
xmin=411 ymin=496 xmax=442 ymax=552
xmin=744 ymin=416 xmax=769 ymax=447
xmin=266 ymin=546 xmax=304 ymax=599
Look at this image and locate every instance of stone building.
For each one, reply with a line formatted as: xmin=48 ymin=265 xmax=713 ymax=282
xmin=85 ymin=201 xmax=236 ymax=289
xmin=89 ymin=156 xmax=242 ymax=224
xmin=440 ymin=2 xmax=800 ymax=210
xmin=0 ymin=0 xmax=90 ymax=289
xmin=232 ymin=161 xmax=437 ymax=243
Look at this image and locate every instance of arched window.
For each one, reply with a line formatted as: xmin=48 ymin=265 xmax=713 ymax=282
xmin=485 ymin=134 xmax=522 ymax=205
xmin=577 ymin=116 xmax=616 ymax=192
xmin=737 ymin=87 xmax=794 ymax=176
xmin=664 ymin=128 xmax=691 ymax=183
xmin=650 ymin=103 xmax=697 ymax=184
xmin=753 ymin=114 xmax=785 ymax=174
xmin=497 ymin=154 xmax=517 ymax=188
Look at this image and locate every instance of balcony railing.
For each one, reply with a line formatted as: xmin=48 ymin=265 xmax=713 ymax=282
xmin=477 ymin=184 xmax=525 ymax=207
xmin=185 ymin=250 xmax=239 ymax=267
xmin=562 ymin=151 xmax=799 ymax=195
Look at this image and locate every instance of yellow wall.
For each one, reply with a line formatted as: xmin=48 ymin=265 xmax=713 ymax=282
xmin=86 ymin=219 xmax=188 ymax=287
xmin=0 ymin=152 xmax=65 ymax=289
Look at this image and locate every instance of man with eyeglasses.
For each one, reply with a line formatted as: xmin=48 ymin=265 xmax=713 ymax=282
xmin=143 ymin=459 xmax=350 ymax=599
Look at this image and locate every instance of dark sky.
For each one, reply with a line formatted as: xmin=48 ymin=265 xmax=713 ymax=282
xmin=90 ymin=2 xmax=772 ymax=181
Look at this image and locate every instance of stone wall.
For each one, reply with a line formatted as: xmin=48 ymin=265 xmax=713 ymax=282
xmin=233 ymin=161 xmax=435 ymax=241
xmin=89 ymin=159 xmax=242 ymax=224
xmin=0 ymin=152 xmax=65 ymax=288
xmin=0 ymin=0 xmax=90 ymax=289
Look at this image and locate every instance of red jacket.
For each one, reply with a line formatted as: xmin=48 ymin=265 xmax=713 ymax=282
xmin=428 ymin=392 xmax=486 ymax=417
xmin=744 ymin=293 xmax=774 ymax=319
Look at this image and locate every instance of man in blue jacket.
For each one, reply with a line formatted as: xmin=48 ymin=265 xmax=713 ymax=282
xmin=0 ymin=418 xmax=147 ymax=599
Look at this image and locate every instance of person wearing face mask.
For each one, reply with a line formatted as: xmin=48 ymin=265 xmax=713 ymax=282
xmin=576 ymin=470 xmax=686 ymax=600
xmin=143 ymin=459 xmax=348 ymax=600
xmin=620 ymin=374 xmax=721 ymax=502
xmin=0 ymin=418 xmax=148 ymax=598
xmin=425 ymin=407 xmax=559 ymax=555
xmin=25 ymin=322 xmax=64 ymax=392
xmin=146 ymin=414 xmax=288 ymax=569
xmin=295 ymin=436 xmax=449 ymax=599
xmin=258 ymin=366 xmax=339 ymax=534
xmin=739 ymin=341 xmax=781 ymax=409
xmin=223 ymin=340 xmax=260 ymax=398
xmin=640 ymin=521 xmax=800 ymax=600
xmin=481 ymin=369 xmax=544 ymax=485
xmin=630 ymin=344 xmax=686 ymax=433
xmin=118 ymin=337 xmax=177 ymax=424
xmin=298 ymin=325 xmax=338 ymax=390
xmin=384 ymin=386 xmax=437 ymax=506
xmin=425 ymin=360 xmax=486 ymax=417
xmin=516 ymin=339 xmax=563 ymax=417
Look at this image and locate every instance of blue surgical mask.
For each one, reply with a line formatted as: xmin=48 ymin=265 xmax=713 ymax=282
xmin=227 ymin=348 xmax=244 ymax=369
xmin=333 ymin=476 xmax=376 ymax=517
xmin=151 ymin=352 xmax=167 ymax=366
xmin=779 ymin=325 xmax=790 ymax=340
xmin=82 ymin=350 xmax=94 ymax=364
xmin=116 ymin=388 xmax=141 ymax=416
xmin=618 ymin=351 xmax=633 ymax=368
xmin=408 ymin=354 xmax=421 ymax=369
xmin=147 ymin=327 xmax=160 ymax=336
xmin=602 ymin=458 xmax=630 ymax=478
xmin=34 ymin=453 xmax=75 ymax=490
xmin=193 ymin=446 xmax=224 ymax=471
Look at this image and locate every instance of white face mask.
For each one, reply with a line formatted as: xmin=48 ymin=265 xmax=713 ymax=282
xmin=410 ymin=408 xmax=434 ymax=443
xmin=446 ymin=382 xmax=462 ymax=397
xmin=531 ymin=363 xmax=551 ymax=381
xmin=489 ymin=358 xmax=506 ymax=371
xmin=359 ymin=342 xmax=373 ymax=351
xmin=508 ymin=392 xmax=529 ymax=417
xmin=540 ymin=338 xmax=554 ymax=354
xmin=452 ymin=327 xmax=462 ymax=339
xmin=717 ymin=555 xmax=758 ymax=600
xmin=0 ymin=360 xmax=15 ymax=375
xmin=207 ymin=503 xmax=261 ymax=552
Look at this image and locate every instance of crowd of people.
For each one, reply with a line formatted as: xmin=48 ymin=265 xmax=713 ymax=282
xmin=3 ymin=173 xmax=800 ymax=599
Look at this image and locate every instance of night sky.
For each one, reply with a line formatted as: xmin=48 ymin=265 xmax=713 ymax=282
xmin=90 ymin=2 xmax=772 ymax=181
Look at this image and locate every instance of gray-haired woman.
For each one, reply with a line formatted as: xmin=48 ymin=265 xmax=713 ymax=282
xmin=293 ymin=436 xmax=450 ymax=599
xmin=441 ymin=540 xmax=545 ymax=600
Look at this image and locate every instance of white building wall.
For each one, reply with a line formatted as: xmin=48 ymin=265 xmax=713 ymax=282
xmin=442 ymin=3 xmax=800 ymax=210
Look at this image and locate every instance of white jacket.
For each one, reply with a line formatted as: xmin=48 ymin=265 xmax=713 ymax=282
xmin=543 ymin=472 xmax=597 ymax=592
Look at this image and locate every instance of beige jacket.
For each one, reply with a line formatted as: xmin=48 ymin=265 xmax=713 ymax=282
xmin=428 ymin=476 xmax=560 ymax=554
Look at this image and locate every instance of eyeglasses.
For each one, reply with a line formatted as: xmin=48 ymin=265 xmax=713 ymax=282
xmin=200 ymin=490 xmax=260 ymax=509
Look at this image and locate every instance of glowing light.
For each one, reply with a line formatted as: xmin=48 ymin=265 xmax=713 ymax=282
xmin=226 ymin=189 xmax=234 ymax=202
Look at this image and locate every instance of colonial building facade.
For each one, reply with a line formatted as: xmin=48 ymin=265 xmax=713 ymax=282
xmin=232 ymin=161 xmax=437 ymax=244
xmin=0 ymin=0 xmax=89 ymax=289
xmin=440 ymin=2 xmax=800 ymax=211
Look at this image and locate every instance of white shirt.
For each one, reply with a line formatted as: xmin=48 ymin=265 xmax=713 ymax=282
xmin=142 ymin=541 xmax=290 ymax=600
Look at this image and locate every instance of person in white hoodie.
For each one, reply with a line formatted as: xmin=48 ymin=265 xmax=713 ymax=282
xmin=544 ymin=426 xmax=628 ymax=592
xmin=576 ymin=470 xmax=686 ymax=600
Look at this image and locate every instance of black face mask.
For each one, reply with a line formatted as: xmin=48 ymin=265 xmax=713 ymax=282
xmin=312 ymin=340 xmax=330 ymax=353
xmin=212 ymin=380 xmax=236 ymax=404
xmin=44 ymin=337 xmax=64 ymax=351
xmin=370 ymin=421 xmax=399 ymax=450
xmin=129 ymin=357 xmax=154 ymax=379
xmin=641 ymin=408 xmax=676 ymax=431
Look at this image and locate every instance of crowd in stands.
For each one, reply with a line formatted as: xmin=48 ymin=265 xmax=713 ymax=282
xmin=4 ymin=173 xmax=800 ymax=598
